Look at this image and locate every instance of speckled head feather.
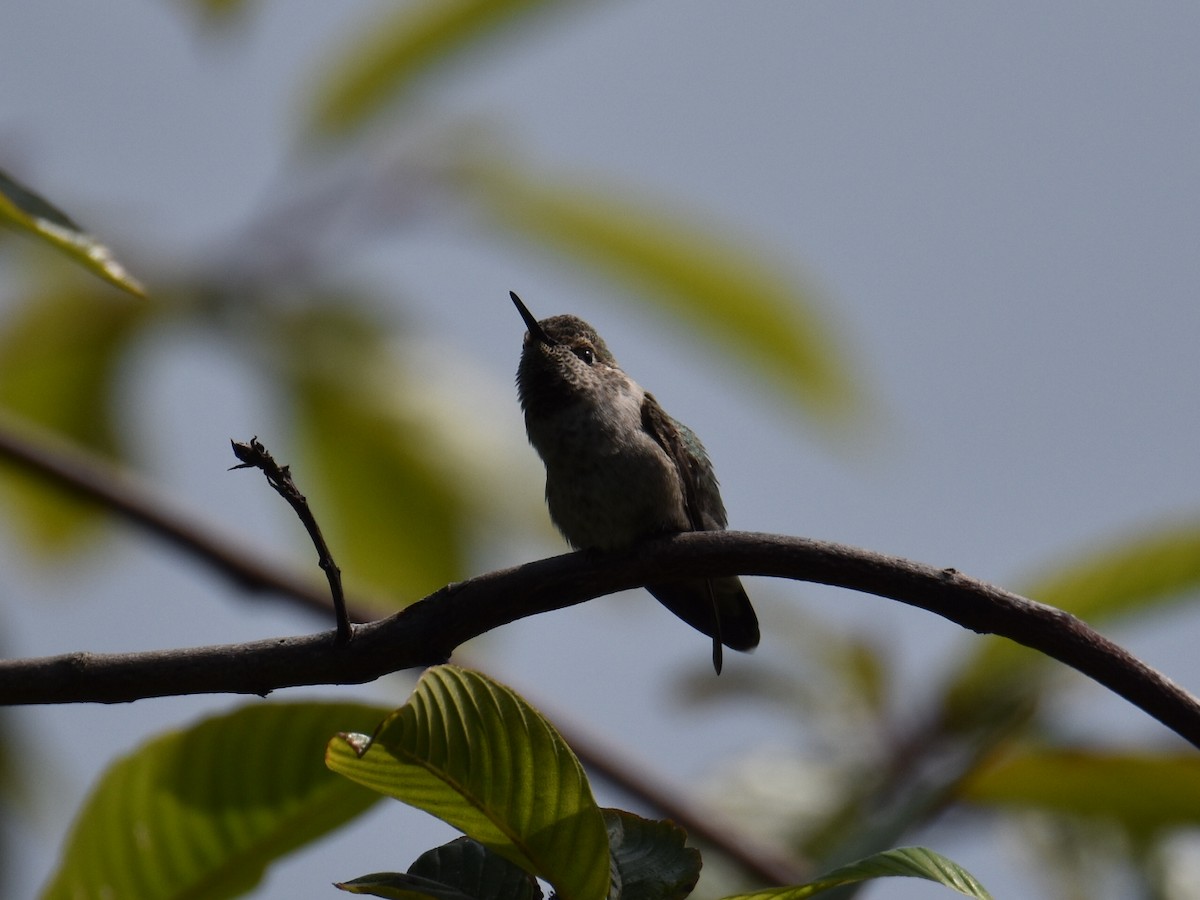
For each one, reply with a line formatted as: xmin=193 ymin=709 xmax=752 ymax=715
xmin=516 ymin=310 xmax=620 ymax=416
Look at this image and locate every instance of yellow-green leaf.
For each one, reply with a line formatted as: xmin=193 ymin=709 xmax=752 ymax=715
xmin=311 ymin=0 xmax=565 ymax=136
xmin=42 ymin=702 xmax=386 ymax=900
xmin=960 ymin=749 xmax=1200 ymax=840
xmin=282 ymin=308 xmax=468 ymax=602
xmin=1023 ymin=519 xmax=1200 ymax=623
xmin=724 ymin=847 xmax=993 ymax=900
xmin=466 ymin=164 xmax=859 ymax=426
xmin=327 ymin=666 xmax=610 ymax=900
xmin=0 ymin=168 xmax=144 ymax=297
xmin=293 ymin=375 xmax=466 ymax=601
xmin=0 ymin=288 xmax=151 ymax=550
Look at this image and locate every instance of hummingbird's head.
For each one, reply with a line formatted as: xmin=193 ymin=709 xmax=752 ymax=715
xmin=510 ymin=291 xmax=621 ymax=415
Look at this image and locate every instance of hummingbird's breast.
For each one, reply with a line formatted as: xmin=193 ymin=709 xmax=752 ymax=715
xmin=525 ymin=380 xmax=690 ymax=551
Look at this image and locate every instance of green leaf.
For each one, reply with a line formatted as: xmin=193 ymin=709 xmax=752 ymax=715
xmin=605 ymin=810 xmax=700 ymax=900
xmin=408 ymin=838 xmax=543 ymax=900
xmin=337 ymin=871 xmax=478 ymax=900
xmin=1022 ymin=518 xmax=1200 ymax=622
xmin=961 ymin=749 xmax=1200 ymax=840
xmin=465 ymin=164 xmax=859 ymax=426
xmin=293 ymin=374 xmax=466 ymax=600
xmin=279 ymin=299 xmax=544 ymax=604
xmin=327 ymin=666 xmax=611 ymax=900
xmin=723 ymin=847 xmax=993 ymax=900
xmin=943 ymin=520 xmax=1200 ymax=726
xmin=311 ymin=0 xmax=567 ymax=135
xmin=0 ymin=288 xmax=151 ymax=550
xmin=285 ymin=328 xmax=468 ymax=607
xmin=0 ymin=168 xmax=144 ymax=297
xmin=337 ymin=837 xmax=544 ymax=900
xmin=281 ymin=306 xmax=468 ymax=602
xmin=42 ymin=702 xmax=387 ymax=900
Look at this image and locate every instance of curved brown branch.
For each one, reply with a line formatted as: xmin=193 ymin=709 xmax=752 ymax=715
xmin=2 ymin=531 xmax=1199 ymax=753
xmin=3 ymin=415 xmax=1199 ymax=885
xmin=0 ymin=415 xmax=811 ymax=885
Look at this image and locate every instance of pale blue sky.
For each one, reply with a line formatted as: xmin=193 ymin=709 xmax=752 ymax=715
xmin=2 ymin=3 xmax=1199 ymax=898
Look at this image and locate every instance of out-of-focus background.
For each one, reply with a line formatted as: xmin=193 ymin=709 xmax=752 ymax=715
xmin=2 ymin=3 xmax=1199 ymax=898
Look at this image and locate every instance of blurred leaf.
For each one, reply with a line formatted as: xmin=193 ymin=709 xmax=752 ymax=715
xmin=42 ymin=702 xmax=386 ymax=900
xmin=183 ymin=0 xmax=256 ymax=24
xmin=677 ymin=605 xmax=890 ymax=729
xmin=0 ymin=288 xmax=151 ymax=550
xmin=327 ymin=666 xmax=611 ymax=900
xmin=1025 ymin=518 xmax=1200 ymax=620
xmin=466 ymin=164 xmax=859 ymax=426
xmin=943 ymin=520 xmax=1200 ymax=727
xmin=0 ymin=288 xmax=146 ymax=440
xmin=840 ymin=638 xmax=889 ymax=715
xmin=293 ymin=377 xmax=465 ymax=601
xmin=961 ymin=749 xmax=1200 ymax=840
xmin=311 ymin=0 xmax=568 ymax=136
xmin=724 ymin=847 xmax=993 ymax=900
xmin=282 ymin=307 xmax=468 ymax=603
xmin=0 ymin=168 xmax=144 ymax=297
xmin=338 ymin=837 xmax=544 ymax=900
xmin=0 ymin=707 xmax=18 ymax=803
xmin=605 ymin=810 xmax=700 ymax=900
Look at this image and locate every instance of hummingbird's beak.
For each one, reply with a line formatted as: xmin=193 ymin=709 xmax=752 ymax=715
xmin=510 ymin=291 xmax=557 ymax=346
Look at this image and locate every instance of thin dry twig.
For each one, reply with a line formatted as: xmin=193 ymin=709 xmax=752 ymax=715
xmin=230 ymin=437 xmax=350 ymax=642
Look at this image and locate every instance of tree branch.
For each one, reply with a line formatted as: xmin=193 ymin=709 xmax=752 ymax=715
xmin=4 ymin=420 xmax=1195 ymax=892
xmin=1 ymin=530 xmax=1198 ymax=751
xmin=0 ymin=416 xmax=813 ymax=885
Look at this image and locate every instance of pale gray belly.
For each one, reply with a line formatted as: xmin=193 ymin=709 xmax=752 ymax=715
xmin=530 ymin=408 xmax=689 ymax=550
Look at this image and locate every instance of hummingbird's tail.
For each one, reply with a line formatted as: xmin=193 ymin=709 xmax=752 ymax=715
xmin=646 ymin=576 xmax=760 ymax=669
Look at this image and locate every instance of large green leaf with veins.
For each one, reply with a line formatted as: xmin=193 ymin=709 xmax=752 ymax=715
xmin=328 ymin=666 xmax=611 ymax=900
xmin=42 ymin=702 xmax=386 ymax=900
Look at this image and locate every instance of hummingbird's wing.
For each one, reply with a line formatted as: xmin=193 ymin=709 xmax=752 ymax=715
xmin=639 ymin=393 xmax=723 ymax=531
xmin=640 ymin=394 xmax=760 ymax=667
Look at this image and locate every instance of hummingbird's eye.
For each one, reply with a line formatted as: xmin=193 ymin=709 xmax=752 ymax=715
xmin=572 ymin=344 xmax=595 ymax=365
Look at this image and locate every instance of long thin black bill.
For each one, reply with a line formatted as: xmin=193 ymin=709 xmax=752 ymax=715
xmin=510 ymin=291 xmax=556 ymax=346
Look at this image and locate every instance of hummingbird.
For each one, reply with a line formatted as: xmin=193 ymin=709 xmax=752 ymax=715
xmin=511 ymin=291 xmax=759 ymax=673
